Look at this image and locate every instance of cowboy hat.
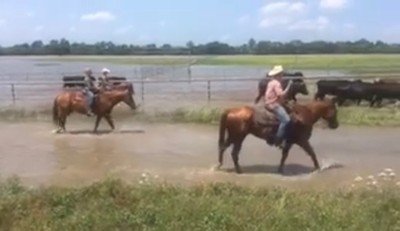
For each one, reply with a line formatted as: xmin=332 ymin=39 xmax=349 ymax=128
xmin=84 ymin=67 xmax=92 ymax=73
xmin=268 ymin=65 xmax=284 ymax=76
xmin=102 ymin=68 xmax=110 ymax=74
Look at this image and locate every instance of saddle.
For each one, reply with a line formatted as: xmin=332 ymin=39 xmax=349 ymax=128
xmin=252 ymin=105 xmax=279 ymax=127
xmin=252 ymin=102 xmax=296 ymax=126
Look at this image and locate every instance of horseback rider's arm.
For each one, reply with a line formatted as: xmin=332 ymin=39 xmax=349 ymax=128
xmin=85 ymin=77 xmax=99 ymax=93
xmin=274 ymin=80 xmax=292 ymax=97
xmin=282 ymin=80 xmax=293 ymax=95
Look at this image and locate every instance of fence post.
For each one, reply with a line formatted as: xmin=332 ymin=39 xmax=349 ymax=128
xmin=10 ymin=84 xmax=16 ymax=105
xmin=141 ymin=78 xmax=145 ymax=104
xmin=207 ymin=80 xmax=211 ymax=103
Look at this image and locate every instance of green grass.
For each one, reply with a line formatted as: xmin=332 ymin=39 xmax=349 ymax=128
xmin=2 ymin=105 xmax=400 ymax=127
xmin=36 ymin=54 xmax=400 ymax=73
xmin=198 ymin=54 xmax=400 ymax=73
xmin=0 ymin=176 xmax=398 ymax=230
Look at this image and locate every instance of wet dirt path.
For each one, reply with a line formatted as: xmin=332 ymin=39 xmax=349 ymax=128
xmin=0 ymin=120 xmax=399 ymax=190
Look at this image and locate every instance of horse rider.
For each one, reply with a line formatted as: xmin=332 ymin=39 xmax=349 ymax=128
xmin=102 ymin=67 xmax=111 ymax=83
xmin=83 ymin=67 xmax=96 ymax=117
xmin=264 ymin=65 xmax=293 ymax=148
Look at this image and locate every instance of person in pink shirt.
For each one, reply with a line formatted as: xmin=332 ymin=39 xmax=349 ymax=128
xmin=264 ymin=65 xmax=293 ymax=148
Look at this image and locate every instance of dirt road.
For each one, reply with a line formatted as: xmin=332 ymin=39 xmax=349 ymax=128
xmin=0 ymin=120 xmax=398 ymax=189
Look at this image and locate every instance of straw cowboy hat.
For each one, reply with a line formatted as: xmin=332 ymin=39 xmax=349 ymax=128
xmin=84 ymin=67 xmax=92 ymax=74
xmin=268 ymin=65 xmax=284 ymax=76
xmin=101 ymin=68 xmax=110 ymax=74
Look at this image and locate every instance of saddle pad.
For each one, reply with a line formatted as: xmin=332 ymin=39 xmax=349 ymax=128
xmin=252 ymin=105 xmax=278 ymax=126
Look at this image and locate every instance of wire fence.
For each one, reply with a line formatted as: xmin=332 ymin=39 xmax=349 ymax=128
xmin=0 ymin=72 xmax=399 ymax=111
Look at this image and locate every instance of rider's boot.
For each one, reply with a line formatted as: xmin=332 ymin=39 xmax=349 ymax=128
xmin=86 ymin=103 xmax=94 ymax=117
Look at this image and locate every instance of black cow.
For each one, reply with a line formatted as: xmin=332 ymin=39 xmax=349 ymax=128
xmin=334 ymin=81 xmax=376 ymax=107
xmin=373 ymin=78 xmax=400 ymax=85
xmin=314 ymin=79 xmax=363 ymax=104
xmin=282 ymin=71 xmax=304 ymax=77
xmin=62 ymin=75 xmax=95 ymax=88
xmin=254 ymin=77 xmax=309 ymax=104
xmin=369 ymin=82 xmax=400 ymax=107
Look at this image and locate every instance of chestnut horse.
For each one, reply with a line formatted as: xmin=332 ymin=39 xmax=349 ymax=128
xmin=52 ymin=85 xmax=137 ymax=134
xmin=217 ymin=98 xmax=339 ymax=174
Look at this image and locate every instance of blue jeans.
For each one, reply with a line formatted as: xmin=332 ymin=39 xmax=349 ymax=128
xmin=272 ymin=105 xmax=290 ymax=140
xmin=84 ymin=89 xmax=94 ymax=112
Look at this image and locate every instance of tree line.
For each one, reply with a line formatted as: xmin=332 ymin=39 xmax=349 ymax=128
xmin=1 ymin=38 xmax=400 ymax=55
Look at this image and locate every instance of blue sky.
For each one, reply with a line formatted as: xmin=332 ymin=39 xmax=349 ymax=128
xmin=0 ymin=0 xmax=399 ymax=46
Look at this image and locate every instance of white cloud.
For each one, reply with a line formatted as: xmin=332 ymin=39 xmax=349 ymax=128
xmin=258 ymin=1 xmax=306 ymax=28
xmin=320 ymin=0 xmax=347 ymax=9
xmin=33 ymin=25 xmax=44 ymax=31
xmin=288 ymin=16 xmax=329 ymax=31
xmin=80 ymin=11 xmax=115 ymax=22
xmin=115 ymin=25 xmax=133 ymax=34
xmin=260 ymin=1 xmax=306 ymax=14
xmin=0 ymin=19 xmax=5 ymax=26
xmin=238 ymin=15 xmax=250 ymax=25
xmin=69 ymin=26 xmax=76 ymax=32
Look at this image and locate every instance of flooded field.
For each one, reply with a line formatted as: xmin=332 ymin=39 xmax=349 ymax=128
xmin=0 ymin=56 xmax=345 ymax=109
xmin=0 ymin=56 xmax=395 ymax=190
xmin=0 ymin=120 xmax=399 ymax=190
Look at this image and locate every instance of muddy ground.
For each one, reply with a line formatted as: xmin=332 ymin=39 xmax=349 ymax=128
xmin=0 ymin=119 xmax=398 ymax=190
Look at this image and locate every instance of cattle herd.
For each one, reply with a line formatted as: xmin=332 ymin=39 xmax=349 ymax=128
xmin=255 ymin=71 xmax=400 ymax=108
xmin=62 ymin=72 xmax=400 ymax=108
xmin=314 ymin=78 xmax=400 ymax=107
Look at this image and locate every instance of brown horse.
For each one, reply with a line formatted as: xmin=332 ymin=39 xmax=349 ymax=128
xmin=217 ymin=97 xmax=339 ymax=174
xmin=52 ymin=86 xmax=137 ymax=134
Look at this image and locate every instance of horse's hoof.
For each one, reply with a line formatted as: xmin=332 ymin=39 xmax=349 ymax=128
xmin=52 ymin=129 xmax=61 ymax=134
xmin=213 ymin=164 xmax=222 ymax=171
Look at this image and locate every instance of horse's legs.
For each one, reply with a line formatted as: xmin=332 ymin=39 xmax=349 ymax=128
xmin=231 ymin=138 xmax=245 ymax=174
xmin=218 ymin=138 xmax=232 ymax=169
xmin=57 ymin=108 xmax=68 ymax=133
xmin=104 ymin=114 xmax=115 ymax=131
xmin=60 ymin=115 xmax=67 ymax=132
xmin=93 ymin=115 xmax=103 ymax=133
xmin=297 ymin=140 xmax=320 ymax=171
xmin=277 ymin=143 xmax=293 ymax=174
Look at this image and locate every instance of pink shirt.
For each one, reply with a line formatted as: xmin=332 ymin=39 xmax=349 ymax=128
xmin=264 ymin=79 xmax=283 ymax=109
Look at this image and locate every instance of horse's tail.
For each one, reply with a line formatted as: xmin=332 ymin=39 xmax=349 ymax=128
xmin=218 ymin=109 xmax=229 ymax=148
xmin=52 ymin=97 xmax=59 ymax=125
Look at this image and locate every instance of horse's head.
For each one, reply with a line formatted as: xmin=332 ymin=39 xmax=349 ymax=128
xmin=121 ymin=87 xmax=137 ymax=110
xmin=103 ymin=87 xmax=137 ymax=111
xmin=318 ymin=97 xmax=339 ymax=129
